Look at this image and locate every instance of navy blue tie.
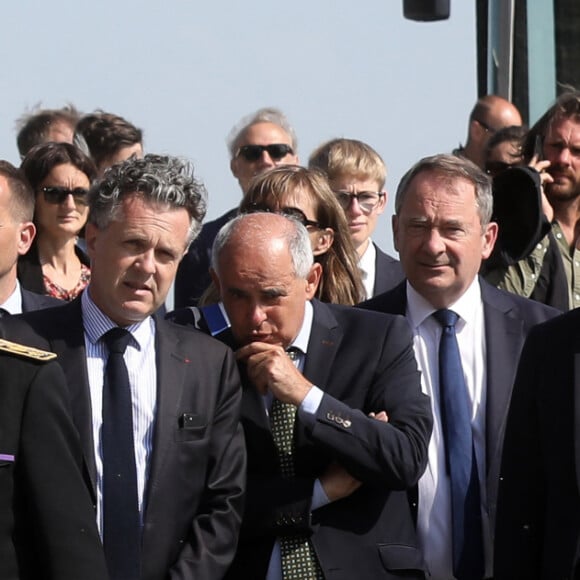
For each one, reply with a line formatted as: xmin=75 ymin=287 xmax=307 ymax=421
xmin=433 ymin=309 xmax=484 ymax=580
xmin=102 ymin=328 xmax=141 ymax=580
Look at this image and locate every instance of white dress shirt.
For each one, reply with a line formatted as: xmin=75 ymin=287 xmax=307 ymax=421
xmin=82 ymin=289 xmax=157 ymax=536
xmin=358 ymin=239 xmax=377 ymax=300
xmin=0 ymin=280 xmax=23 ymax=315
xmin=406 ymin=279 xmax=490 ymax=579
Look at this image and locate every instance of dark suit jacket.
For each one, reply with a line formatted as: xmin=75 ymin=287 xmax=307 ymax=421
xmin=0 ymin=352 xmax=108 ymax=580
xmin=494 ymin=309 xmax=580 ymax=579
xmin=359 ymin=278 xmax=560 ymax=575
xmin=172 ymin=299 xmax=433 ymax=579
xmin=21 ymin=288 xmax=62 ymax=312
xmin=174 ymin=208 xmax=237 ymax=308
xmin=372 ymin=244 xmax=404 ymax=297
xmin=0 ymin=298 xmax=246 ymax=580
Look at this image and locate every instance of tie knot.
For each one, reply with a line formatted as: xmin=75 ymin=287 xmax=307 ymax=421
xmin=102 ymin=327 xmax=132 ymax=355
xmin=433 ymin=308 xmax=459 ymax=328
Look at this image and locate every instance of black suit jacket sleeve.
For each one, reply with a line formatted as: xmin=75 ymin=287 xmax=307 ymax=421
xmin=2 ymin=359 xmax=108 ymax=580
xmin=307 ymin=315 xmax=430 ymax=488
xmin=166 ymin=346 xmax=246 ymax=580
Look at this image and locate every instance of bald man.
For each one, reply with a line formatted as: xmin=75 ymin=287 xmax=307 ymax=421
xmin=454 ymin=95 xmax=522 ymax=170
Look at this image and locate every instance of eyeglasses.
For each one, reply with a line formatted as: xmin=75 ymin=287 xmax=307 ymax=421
xmin=334 ymin=191 xmax=384 ymax=214
xmin=474 ymin=118 xmax=498 ymax=135
xmin=41 ymin=186 xmax=89 ymax=206
xmin=236 ymin=144 xmax=294 ymax=162
xmin=244 ymin=203 xmax=321 ymax=229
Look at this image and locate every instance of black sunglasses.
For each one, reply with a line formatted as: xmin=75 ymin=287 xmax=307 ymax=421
xmin=474 ymin=118 xmax=498 ymax=135
xmin=244 ymin=203 xmax=321 ymax=229
xmin=236 ymin=144 xmax=293 ymax=162
xmin=41 ymin=186 xmax=89 ymax=206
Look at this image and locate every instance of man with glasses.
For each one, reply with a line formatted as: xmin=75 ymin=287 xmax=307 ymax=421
xmin=174 ymin=107 xmax=298 ymax=308
xmin=453 ymin=95 xmax=522 ymax=170
xmin=309 ymin=138 xmax=403 ymax=298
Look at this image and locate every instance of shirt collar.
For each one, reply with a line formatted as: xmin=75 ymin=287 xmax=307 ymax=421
xmin=406 ymin=276 xmax=482 ymax=329
xmin=358 ymin=240 xmax=376 ymax=279
xmin=290 ymin=300 xmax=313 ymax=355
xmin=1 ymin=280 xmax=23 ymax=315
xmin=81 ymin=287 xmax=153 ymax=349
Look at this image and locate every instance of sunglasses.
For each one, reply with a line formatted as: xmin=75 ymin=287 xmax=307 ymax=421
xmin=334 ymin=191 xmax=384 ymax=214
xmin=236 ymin=144 xmax=294 ymax=162
xmin=474 ymin=118 xmax=498 ymax=135
xmin=244 ymin=203 xmax=321 ymax=229
xmin=41 ymin=186 xmax=89 ymax=206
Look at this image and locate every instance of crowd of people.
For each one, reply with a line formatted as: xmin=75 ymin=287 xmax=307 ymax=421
xmin=1 ymin=92 xmax=580 ymax=580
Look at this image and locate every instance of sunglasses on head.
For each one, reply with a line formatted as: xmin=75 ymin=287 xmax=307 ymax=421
xmin=244 ymin=203 xmax=321 ymax=229
xmin=236 ymin=144 xmax=293 ymax=162
xmin=41 ymin=186 xmax=89 ymax=206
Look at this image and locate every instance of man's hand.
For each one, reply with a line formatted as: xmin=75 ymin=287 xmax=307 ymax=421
xmin=320 ymin=461 xmax=362 ymax=502
xmin=236 ymin=342 xmax=313 ymax=405
xmin=529 ymin=154 xmax=554 ymax=222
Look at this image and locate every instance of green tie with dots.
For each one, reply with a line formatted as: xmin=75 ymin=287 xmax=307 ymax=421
xmin=269 ymin=348 xmax=324 ymax=579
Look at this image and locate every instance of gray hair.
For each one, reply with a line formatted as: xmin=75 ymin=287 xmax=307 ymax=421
xmin=395 ymin=153 xmax=494 ymax=226
xmin=88 ymin=154 xmax=207 ymax=245
xmin=211 ymin=212 xmax=313 ymax=278
xmin=226 ymin=107 xmax=297 ymax=158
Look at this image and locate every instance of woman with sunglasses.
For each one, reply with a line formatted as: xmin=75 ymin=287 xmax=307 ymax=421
xmin=19 ymin=142 xmax=97 ymax=300
xmin=238 ymin=165 xmax=364 ymax=305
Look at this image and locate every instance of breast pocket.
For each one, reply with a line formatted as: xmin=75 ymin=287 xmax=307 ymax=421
xmin=174 ymin=412 xmax=208 ymax=442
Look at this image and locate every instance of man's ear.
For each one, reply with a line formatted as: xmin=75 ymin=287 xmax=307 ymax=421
xmin=230 ymin=157 xmax=239 ymax=179
xmin=210 ymin=268 xmax=222 ymax=298
xmin=85 ymin=223 xmax=99 ymax=259
xmin=312 ymin=228 xmax=334 ymax=257
xmin=392 ymin=214 xmax=399 ymax=253
xmin=376 ymin=190 xmax=387 ymax=215
xmin=16 ymin=221 xmax=35 ymax=256
xmin=305 ymin=263 xmax=322 ymax=300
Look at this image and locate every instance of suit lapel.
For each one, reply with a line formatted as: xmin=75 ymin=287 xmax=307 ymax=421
xmin=51 ymin=300 xmax=98 ymax=492
xmin=144 ymin=318 xmax=188 ymax=511
xmin=481 ymin=282 xmax=524 ymax=484
xmin=303 ymin=301 xmax=342 ymax=390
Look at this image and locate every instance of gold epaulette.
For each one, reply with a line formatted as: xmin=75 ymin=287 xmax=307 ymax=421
xmin=0 ymin=339 xmax=57 ymax=362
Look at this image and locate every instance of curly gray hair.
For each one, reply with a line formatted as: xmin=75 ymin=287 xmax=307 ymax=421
xmin=88 ymin=154 xmax=207 ymax=245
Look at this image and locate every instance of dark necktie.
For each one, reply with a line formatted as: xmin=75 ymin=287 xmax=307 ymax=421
xmin=101 ymin=327 xmax=141 ymax=580
xmin=269 ymin=348 xmax=323 ymax=580
xmin=433 ymin=309 xmax=484 ymax=580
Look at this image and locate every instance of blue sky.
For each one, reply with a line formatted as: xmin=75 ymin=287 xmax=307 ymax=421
xmin=1 ymin=1 xmax=477 ymax=254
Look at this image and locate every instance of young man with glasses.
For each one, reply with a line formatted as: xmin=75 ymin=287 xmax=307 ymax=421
xmin=174 ymin=107 xmax=298 ymax=308
xmin=309 ymin=138 xmax=404 ymax=299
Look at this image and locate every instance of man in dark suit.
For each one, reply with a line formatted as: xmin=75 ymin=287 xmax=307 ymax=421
xmin=1 ymin=155 xmax=245 ymax=580
xmin=0 ymin=343 xmax=108 ymax=580
xmin=204 ymin=212 xmax=432 ymax=579
xmin=174 ymin=107 xmax=299 ymax=307
xmin=493 ymin=311 xmax=580 ymax=578
xmin=360 ymin=154 xmax=559 ymax=580
xmin=0 ymin=161 xmax=61 ymax=315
